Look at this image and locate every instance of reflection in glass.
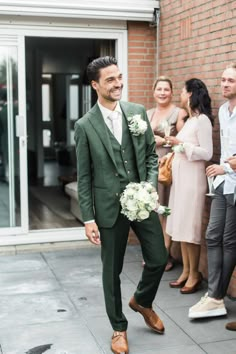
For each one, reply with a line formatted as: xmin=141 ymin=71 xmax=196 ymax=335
xmin=42 ymin=83 xmax=51 ymax=122
xmin=0 ymin=46 xmax=20 ymax=227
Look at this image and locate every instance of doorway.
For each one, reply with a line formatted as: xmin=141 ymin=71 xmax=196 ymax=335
xmin=25 ymin=37 xmax=115 ymax=230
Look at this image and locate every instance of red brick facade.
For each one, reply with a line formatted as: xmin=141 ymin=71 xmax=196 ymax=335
xmin=127 ymin=21 xmax=157 ymax=108
xmin=127 ymin=0 xmax=236 ymax=296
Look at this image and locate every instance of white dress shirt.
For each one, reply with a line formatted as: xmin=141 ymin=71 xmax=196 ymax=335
xmin=97 ymin=101 xmax=123 ymax=144
xmin=213 ymin=101 xmax=236 ymax=194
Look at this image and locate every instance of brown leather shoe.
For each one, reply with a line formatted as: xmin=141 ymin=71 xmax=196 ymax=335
xmin=129 ymin=296 xmax=164 ymax=334
xmin=111 ymin=331 xmax=129 ymax=354
xmin=225 ymin=322 xmax=236 ymax=331
xmin=180 ymin=273 xmax=203 ymax=294
xmin=165 ymin=256 xmax=175 ymax=271
xmin=169 ymin=279 xmax=187 ymax=288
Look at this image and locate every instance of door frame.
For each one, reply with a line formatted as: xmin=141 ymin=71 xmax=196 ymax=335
xmin=0 ymin=21 xmax=128 ymax=245
xmin=0 ymin=34 xmax=28 ymax=237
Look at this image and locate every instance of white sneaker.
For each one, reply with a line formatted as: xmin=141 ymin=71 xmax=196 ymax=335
xmin=188 ymin=293 xmax=227 ymax=319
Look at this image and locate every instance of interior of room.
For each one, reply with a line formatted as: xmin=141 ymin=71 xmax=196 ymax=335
xmin=25 ymin=36 xmax=115 ymax=230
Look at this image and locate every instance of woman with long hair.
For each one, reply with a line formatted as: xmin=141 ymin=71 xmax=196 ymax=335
xmin=164 ymin=78 xmax=214 ymax=293
xmin=147 ymin=76 xmax=186 ymax=271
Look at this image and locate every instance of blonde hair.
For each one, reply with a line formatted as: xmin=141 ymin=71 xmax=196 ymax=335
xmin=153 ymin=76 xmax=173 ymax=91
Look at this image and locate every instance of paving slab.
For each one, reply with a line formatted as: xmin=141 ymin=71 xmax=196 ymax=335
xmin=0 ymin=269 xmax=60 ymax=295
xmin=0 ymin=244 xmax=235 ymax=353
xmin=0 ymin=320 xmax=103 ymax=354
xmin=0 ymin=253 xmax=47 ymax=272
xmin=164 ymin=300 xmax=236 ymax=344
xmin=0 ymin=291 xmax=77 ymax=328
xmin=201 ymin=339 xmax=236 ymax=354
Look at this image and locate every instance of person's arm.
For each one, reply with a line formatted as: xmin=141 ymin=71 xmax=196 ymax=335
xmin=154 ymin=134 xmax=166 ymax=147
xmin=168 ymin=115 xmax=213 ymax=161
xmin=147 ymin=108 xmax=166 ymax=147
xmin=74 ymin=121 xmax=101 ymax=245
xmin=226 ymin=156 xmax=236 ymax=171
xmin=74 ymin=121 xmax=95 ymax=222
xmin=143 ymin=107 xmax=159 ymax=189
xmin=206 ymin=164 xmax=224 ymax=177
xmin=206 ymin=154 xmax=236 ymax=177
xmin=176 ymin=108 xmax=187 ymax=132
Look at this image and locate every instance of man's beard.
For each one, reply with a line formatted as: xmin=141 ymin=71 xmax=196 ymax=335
xmin=106 ymin=86 xmax=123 ymax=101
xmin=222 ymin=91 xmax=236 ymax=100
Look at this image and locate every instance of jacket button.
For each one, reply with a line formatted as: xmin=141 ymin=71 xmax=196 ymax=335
xmin=115 ymin=193 xmax=119 ymax=196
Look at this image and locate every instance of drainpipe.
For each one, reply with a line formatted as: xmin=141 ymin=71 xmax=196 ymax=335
xmin=150 ymin=7 xmax=160 ymax=79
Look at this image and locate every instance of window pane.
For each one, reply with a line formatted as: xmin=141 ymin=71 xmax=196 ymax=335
xmin=43 ymin=129 xmax=51 ymax=147
xmin=69 ymin=84 xmax=79 ymax=120
xmin=42 ymin=84 xmax=51 ymax=121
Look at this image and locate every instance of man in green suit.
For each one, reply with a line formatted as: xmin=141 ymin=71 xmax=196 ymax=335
xmin=74 ymin=56 xmax=167 ymax=354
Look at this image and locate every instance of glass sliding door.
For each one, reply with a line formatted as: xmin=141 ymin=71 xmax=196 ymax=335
xmin=0 ymin=37 xmax=27 ymax=233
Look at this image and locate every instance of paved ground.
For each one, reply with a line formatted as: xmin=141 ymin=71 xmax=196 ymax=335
xmin=0 ymin=244 xmax=236 ymax=354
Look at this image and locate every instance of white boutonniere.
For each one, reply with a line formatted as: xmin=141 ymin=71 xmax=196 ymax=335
xmin=127 ymin=114 xmax=147 ymax=136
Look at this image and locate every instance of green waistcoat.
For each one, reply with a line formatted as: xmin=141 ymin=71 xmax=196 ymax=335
xmin=107 ymin=115 xmax=139 ymax=191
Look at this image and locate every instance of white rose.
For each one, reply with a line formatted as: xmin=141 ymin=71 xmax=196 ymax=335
xmin=126 ymin=199 xmax=138 ymax=211
xmin=137 ymin=210 xmax=149 ymax=220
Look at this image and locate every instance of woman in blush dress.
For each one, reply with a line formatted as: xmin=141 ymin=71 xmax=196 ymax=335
xmin=147 ymin=76 xmax=186 ymax=271
xmin=165 ymin=78 xmax=214 ymax=293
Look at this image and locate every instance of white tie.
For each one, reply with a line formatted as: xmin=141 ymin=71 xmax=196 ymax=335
xmin=108 ymin=111 xmax=122 ymax=144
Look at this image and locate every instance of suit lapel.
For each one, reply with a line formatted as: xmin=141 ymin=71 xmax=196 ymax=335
xmin=88 ymin=103 xmax=117 ymax=167
xmin=120 ymin=101 xmax=142 ymax=179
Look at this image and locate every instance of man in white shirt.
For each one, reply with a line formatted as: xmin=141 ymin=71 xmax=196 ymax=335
xmin=189 ymin=62 xmax=236 ymax=319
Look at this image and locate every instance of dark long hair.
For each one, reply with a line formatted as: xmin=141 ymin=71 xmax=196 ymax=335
xmin=185 ymin=78 xmax=214 ymax=126
xmin=87 ymin=56 xmax=118 ymax=83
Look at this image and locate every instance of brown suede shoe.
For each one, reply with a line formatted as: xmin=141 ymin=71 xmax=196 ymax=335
xmin=225 ymin=321 xmax=236 ymax=331
xmin=111 ymin=331 xmax=129 ymax=354
xmin=129 ymin=296 xmax=165 ymax=334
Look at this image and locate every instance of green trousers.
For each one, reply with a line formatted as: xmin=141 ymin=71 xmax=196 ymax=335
xmin=99 ymin=211 xmax=168 ymax=331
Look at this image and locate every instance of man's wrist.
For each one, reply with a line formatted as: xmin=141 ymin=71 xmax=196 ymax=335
xmin=84 ymin=219 xmax=95 ymax=224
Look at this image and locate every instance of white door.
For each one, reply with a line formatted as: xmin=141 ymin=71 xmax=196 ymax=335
xmin=0 ymin=35 xmax=28 ymax=236
xmin=0 ymin=25 xmax=127 ymax=244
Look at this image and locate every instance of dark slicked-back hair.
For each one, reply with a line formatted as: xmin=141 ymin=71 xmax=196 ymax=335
xmin=86 ymin=56 xmax=118 ymax=83
xmin=185 ymin=78 xmax=214 ymax=126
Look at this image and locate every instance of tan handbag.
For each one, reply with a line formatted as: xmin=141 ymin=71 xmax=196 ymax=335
xmin=158 ymin=152 xmax=174 ymax=186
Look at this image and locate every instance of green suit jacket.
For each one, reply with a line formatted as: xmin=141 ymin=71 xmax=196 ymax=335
xmin=74 ymin=101 xmax=158 ymax=228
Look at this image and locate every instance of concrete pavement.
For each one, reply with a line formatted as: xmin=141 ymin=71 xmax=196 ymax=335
xmin=0 ymin=244 xmax=235 ymax=353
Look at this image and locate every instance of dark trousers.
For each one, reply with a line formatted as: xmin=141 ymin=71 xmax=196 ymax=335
xmin=99 ymin=211 xmax=167 ymax=331
xmin=206 ymin=182 xmax=236 ymax=299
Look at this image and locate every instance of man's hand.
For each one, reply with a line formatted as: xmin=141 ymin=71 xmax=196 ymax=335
xmin=85 ymin=222 xmax=101 ymax=245
xmin=227 ymin=156 xmax=236 ymax=171
xmin=206 ymin=164 xmax=224 ymax=177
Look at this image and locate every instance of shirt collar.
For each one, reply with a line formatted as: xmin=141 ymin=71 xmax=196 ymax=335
xmin=223 ymin=101 xmax=236 ymax=118
xmin=97 ymin=101 xmax=122 ymax=120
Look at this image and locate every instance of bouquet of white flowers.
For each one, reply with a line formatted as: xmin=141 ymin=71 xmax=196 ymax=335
xmin=120 ymin=181 xmax=171 ymax=222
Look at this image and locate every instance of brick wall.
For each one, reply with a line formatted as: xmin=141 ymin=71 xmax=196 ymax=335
xmin=127 ymin=21 xmax=157 ymax=246
xmin=127 ymin=21 xmax=157 ymax=108
xmin=158 ymin=0 xmax=236 ymax=295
